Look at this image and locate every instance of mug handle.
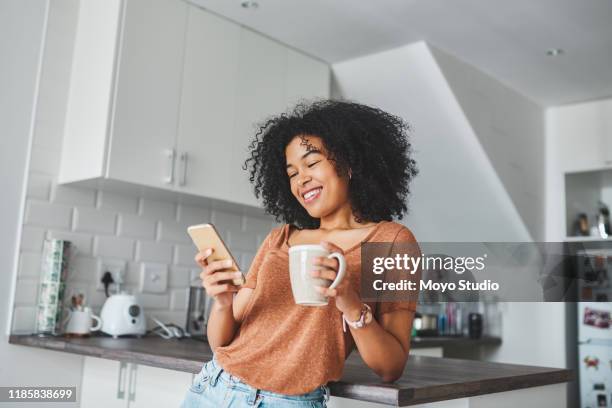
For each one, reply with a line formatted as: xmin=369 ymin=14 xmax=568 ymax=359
xmin=91 ymin=315 xmax=102 ymax=331
xmin=327 ymin=252 xmax=346 ymax=290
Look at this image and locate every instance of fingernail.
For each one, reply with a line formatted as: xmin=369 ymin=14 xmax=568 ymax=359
xmin=204 ymin=248 xmax=212 ymax=256
xmin=234 ymin=272 xmax=242 ymax=278
xmin=224 ymin=260 xmax=233 ymax=267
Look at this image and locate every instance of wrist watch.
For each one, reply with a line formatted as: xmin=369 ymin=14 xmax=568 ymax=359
xmin=342 ymin=303 xmax=373 ymax=332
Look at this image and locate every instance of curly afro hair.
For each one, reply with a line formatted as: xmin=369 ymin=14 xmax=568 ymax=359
xmin=243 ymin=99 xmax=418 ymax=229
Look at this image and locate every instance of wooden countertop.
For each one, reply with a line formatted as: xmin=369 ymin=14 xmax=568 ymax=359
xmin=411 ymin=335 xmax=501 ymax=348
xmin=9 ymin=334 xmax=570 ymax=407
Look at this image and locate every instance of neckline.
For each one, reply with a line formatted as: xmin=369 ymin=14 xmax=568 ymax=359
xmin=284 ymin=220 xmax=389 ymax=254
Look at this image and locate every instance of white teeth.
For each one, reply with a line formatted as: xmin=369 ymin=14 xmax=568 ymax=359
xmin=303 ymin=188 xmax=321 ymax=200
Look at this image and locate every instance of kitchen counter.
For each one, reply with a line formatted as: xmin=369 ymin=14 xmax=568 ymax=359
xmin=410 ymin=335 xmax=501 ymax=348
xmin=9 ymin=334 xmax=570 ymax=406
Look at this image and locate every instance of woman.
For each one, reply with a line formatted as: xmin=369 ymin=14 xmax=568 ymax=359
xmin=181 ymin=100 xmax=420 ymax=408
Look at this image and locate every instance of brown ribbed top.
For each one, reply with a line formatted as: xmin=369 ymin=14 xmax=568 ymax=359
xmin=214 ymin=221 xmax=417 ymax=395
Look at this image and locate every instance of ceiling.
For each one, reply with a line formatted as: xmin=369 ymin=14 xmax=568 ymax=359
xmin=190 ymin=0 xmax=612 ymax=107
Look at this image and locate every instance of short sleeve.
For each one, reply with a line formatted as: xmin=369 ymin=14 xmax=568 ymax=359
xmin=242 ymin=230 xmax=275 ymax=289
xmin=376 ymin=226 xmax=420 ymax=316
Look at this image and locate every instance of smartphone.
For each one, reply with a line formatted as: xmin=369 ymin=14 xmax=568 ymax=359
xmin=187 ymin=223 xmax=245 ymax=286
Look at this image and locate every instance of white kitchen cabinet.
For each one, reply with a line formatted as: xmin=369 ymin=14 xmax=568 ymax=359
xmin=129 ymin=364 xmax=192 ymax=408
xmin=285 ymin=48 xmax=330 ymax=107
xmin=80 ymin=357 xmax=192 ymax=408
xmin=174 ymin=6 xmax=240 ymax=202
xmin=80 ymin=358 xmax=129 ymax=408
xmin=227 ymin=31 xmax=331 ymax=207
xmin=106 ymin=0 xmax=187 ymax=189
xmin=59 ymin=0 xmax=329 ymax=208
xmin=60 ymin=0 xmax=187 ymax=188
xmin=230 ymin=28 xmax=288 ymax=208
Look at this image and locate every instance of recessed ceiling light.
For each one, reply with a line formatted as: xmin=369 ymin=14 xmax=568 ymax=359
xmin=241 ymin=0 xmax=259 ymax=9
xmin=546 ymin=48 xmax=564 ymax=56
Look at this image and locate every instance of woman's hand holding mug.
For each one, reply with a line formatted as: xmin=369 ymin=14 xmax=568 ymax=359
xmin=288 ymin=240 xmax=361 ymax=317
xmin=311 ymin=241 xmax=362 ymax=317
xmin=195 ymin=248 xmax=242 ymax=309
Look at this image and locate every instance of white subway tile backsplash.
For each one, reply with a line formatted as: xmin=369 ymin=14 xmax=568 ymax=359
xmin=26 ymin=173 xmax=52 ymax=200
xmin=97 ymin=191 xmax=139 ymax=214
xmin=125 ymin=262 xmax=141 ymax=286
xmin=170 ymin=288 xmax=188 ymax=311
xmin=256 ymin=231 xmax=274 ymax=247
xmin=25 ymin=201 xmax=72 ymax=229
xmin=169 ymin=266 xmax=192 ymax=288
xmin=51 ymin=184 xmax=96 ymax=207
xmin=244 ymin=216 xmax=274 ymax=235
xmin=174 ymin=244 xmax=196 ymax=267
xmin=47 ymin=230 xmax=93 ymax=255
xmin=18 ymin=252 xmax=42 ymax=278
xmin=158 ymin=221 xmax=191 ymax=244
xmin=69 ymin=256 xmax=98 ymax=283
xmin=94 ymin=236 xmax=134 ymax=260
xmin=141 ymin=199 xmax=177 ymax=221
xmin=87 ymin=286 xmax=108 ymax=309
xmin=211 ymin=209 xmax=243 ymax=237
xmin=17 ymin=166 xmax=269 ymax=332
xmin=177 ymin=204 xmax=210 ymax=226
xmin=14 ymin=280 xmax=39 ymax=305
xmin=136 ymin=241 xmax=173 ymax=264
xmin=137 ymin=293 xmax=170 ymax=310
xmin=146 ymin=311 xmax=185 ymax=330
xmin=241 ymin=252 xmax=255 ymax=273
xmin=190 ymin=269 xmax=201 ymax=282
xmin=20 ymin=226 xmax=46 ymax=252
xmin=117 ymin=214 xmax=156 ymax=240
xmin=228 ymin=229 xmax=257 ymax=251
xmin=12 ymin=306 xmax=37 ymax=333
xmin=73 ymin=207 xmax=116 ymax=234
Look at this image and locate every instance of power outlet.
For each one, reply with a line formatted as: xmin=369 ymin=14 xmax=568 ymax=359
xmin=139 ymin=263 xmax=168 ymax=293
xmin=96 ymin=259 xmax=126 ymax=292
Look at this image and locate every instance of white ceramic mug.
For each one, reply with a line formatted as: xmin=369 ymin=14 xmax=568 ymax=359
xmin=64 ymin=307 xmax=102 ymax=335
xmin=288 ymin=244 xmax=347 ymax=306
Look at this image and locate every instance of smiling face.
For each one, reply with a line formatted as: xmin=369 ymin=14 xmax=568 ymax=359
xmin=285 ymin=135 xmax=350 ymax=220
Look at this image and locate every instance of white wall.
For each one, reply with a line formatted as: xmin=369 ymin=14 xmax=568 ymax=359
xmin=332 ymin=42 xmax=566 ymax=368
xmin=333 ymin=42 xmax=531 ymax=243
xmin=431 ymin=46 xmax=545 ymax=242
xmin=0 ymin=1 xmax=83 ymax=406
xmin=2 ymin=1 xmax=276 ymax=405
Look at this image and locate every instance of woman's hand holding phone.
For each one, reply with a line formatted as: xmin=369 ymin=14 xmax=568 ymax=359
xmin=195 ymin=248 xmax=242 ymax=309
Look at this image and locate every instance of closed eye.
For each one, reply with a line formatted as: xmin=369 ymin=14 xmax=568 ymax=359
xmin=307 ymin=161 xmax=320 ymax=168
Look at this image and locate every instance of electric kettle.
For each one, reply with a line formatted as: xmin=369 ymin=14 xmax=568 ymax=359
xmin=100 ymin=293 xmax=146 ymax=338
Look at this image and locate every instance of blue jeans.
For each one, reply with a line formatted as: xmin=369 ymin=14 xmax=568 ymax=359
xmin=180 ymin=356 xmax=330 ymax=408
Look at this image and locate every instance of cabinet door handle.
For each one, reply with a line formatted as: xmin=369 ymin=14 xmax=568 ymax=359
xmin=179 ymin=152 xmax=188 ymax=186
xmin=164 ymin=149 xmax=176 ymax=184
xmin=117 ymin=361 xmax=128 ymax=400
xmin=128 ymin=363 xmax=138 ymax=403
